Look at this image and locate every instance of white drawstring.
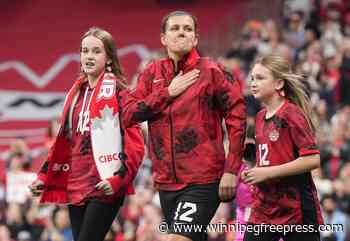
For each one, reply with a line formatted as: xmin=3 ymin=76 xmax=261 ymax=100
xmin=81 ymin=86 xmax=95 ymax=116
xmin=77 ymin=86 xmax=95 ymax=134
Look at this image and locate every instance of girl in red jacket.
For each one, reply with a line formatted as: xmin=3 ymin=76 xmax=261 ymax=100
xmin=29 ymin=27 xmax=144 ymax=241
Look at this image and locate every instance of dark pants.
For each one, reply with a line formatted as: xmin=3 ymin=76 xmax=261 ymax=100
xmin=68 ymin=197 xmax=124 ymax=241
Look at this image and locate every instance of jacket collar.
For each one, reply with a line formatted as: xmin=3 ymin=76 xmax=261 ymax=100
xmin=168 ymin=48 xmax=200 ymax=73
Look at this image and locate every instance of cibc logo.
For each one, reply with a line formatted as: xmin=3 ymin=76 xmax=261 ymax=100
xmin=52 ymin=163 xmax=70 ymax=172
xmin=98 ymin=153 xmax=119 ymax=163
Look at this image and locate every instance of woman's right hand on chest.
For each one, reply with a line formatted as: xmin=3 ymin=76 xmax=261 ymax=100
xmin=168 ymin=69 xmax=200 ymax=97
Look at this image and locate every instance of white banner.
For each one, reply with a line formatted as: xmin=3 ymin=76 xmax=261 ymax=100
xmin=0 ymin=90 xmax=65 ymax=121
xmin=91 ymin=106 xmax=122 ymax=179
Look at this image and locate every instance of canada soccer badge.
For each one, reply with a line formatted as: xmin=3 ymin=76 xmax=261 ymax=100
xmin=269 ymin=129 xmax=279 ymax=142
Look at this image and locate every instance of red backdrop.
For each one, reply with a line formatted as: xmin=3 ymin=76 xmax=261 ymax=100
xmin=0 ymin=0 xmax=240 ymax=152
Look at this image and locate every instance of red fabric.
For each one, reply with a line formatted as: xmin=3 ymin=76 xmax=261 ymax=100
xmin=154 ymin=183 xmax=187 ymax=191
xmin=123 ymin=49 xmax=246 ymax=189
xmin=67 ymin=82 xmax=97 ymax=204
xmin=250 ymin=101 xmax=323 ymax=225
xmin=115 ymin=233 xmax=124 ymax=241
xmin=38 ymin=72 xmax=144 ymax=204
xmin=110 ymin=117 xmax=144 ymax=191
xmin=0 ymin=0 xmax=244 ymax=154
xmin=330 ymin=155 xmax=341 ymax=180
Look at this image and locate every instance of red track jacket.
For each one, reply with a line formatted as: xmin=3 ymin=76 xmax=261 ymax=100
xmin=122 ymin=49 xmax=246 ymax=187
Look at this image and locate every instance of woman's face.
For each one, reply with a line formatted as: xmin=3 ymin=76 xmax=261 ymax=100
xmin=161 ymin=15 xmax=198 ymax=57
xmin=250 ymin=63 xmax=282 ymax=102
xmin=80 ymin=36 xmax=109 ymax=79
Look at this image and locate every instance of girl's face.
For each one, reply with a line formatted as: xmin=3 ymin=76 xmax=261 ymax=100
xmin=80 ymin=36 xmax=109 ymax=79
xmin=250 ymin=63 xmax=283 ymax=102
xmin=161 ymin=15 xmax=198 ymax=57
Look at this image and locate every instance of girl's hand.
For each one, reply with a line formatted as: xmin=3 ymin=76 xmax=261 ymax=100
xmin=95 ymin=180 xmax=114 ymax=195
xmin=241 ymin=167 xmax=273 ymax=185
xmin=28 ymin=180 xmax=44 ymax=197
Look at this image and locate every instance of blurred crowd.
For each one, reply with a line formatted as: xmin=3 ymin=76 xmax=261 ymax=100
xmin=1 ymin=1 xmax=350 ymax=241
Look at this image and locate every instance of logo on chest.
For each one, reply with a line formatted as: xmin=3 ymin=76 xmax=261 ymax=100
xmin=97 ymin=76 xmax=116 ymax=100
xmin=153 ymin=78 xmax=164 ymax=84
xmin=268 ymin=129 xmax=279 ymax=142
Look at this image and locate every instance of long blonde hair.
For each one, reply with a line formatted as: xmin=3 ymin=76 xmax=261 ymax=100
xmin=255 ymin=54 xmax=317 ymax=132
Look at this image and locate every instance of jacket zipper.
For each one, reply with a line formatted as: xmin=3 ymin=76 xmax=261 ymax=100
xmin=169 ymin=97 xmax=178 ymax=183
xmin=169 ymin=62 xmax=179 ymax=183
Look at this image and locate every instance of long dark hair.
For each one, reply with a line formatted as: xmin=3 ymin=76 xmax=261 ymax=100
xmin=80 ymin=27 xmax=127 ymax=89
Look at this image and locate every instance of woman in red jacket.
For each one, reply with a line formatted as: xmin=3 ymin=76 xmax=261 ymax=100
xmin=29 ymin=27 xmax=144 ymax=241
xmin=122 ymin=11 xmax=246 ymax=241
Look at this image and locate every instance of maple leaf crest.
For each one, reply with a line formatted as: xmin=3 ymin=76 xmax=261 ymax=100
xmin=91 ymin=106 xmax=119 ymax=131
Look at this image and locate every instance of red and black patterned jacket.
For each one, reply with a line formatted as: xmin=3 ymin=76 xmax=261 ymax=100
xmin=122 ymin=49 xmax=246 ymax=188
